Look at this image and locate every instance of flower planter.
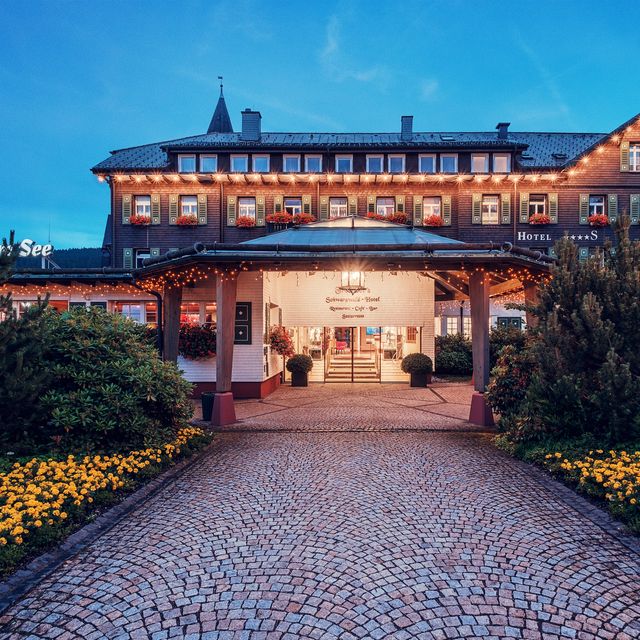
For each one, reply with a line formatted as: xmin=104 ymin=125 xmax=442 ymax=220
xmin=201 ymin=391 xmax=215 ymax=421
xmin=291 ymin=370 xmax=308 ymax=387
xmin=410 ymin=371 xmax=432 ymax=387
xmin=267 ymin=222 xmax=290 ymax=233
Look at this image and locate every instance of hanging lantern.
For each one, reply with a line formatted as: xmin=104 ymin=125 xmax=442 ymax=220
xmin=338 ymin=271 xmax=366 ymax=295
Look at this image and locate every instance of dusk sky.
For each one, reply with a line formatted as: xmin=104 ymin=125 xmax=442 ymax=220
xmin=1 ymin=0 xmax=639 ymax=248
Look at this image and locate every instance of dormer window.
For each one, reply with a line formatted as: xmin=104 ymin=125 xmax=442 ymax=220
xmin=305 ymin=155 xmax=322 ymax=172
xmin=200 ymin=155 xmax=217 ymax=172
xmin=252 ymin=154 xmax=270 ymax=172
xmin=440 ymin=154 xmax=458 ymax=173
xmin=335 ymin=155 xmax=353 ymax=173
xmin=493 ymin=154 xmax=511 ymax=173
xmin=231 ymin=154 xmax=249 ymax=172
xmin=178 ymin=154 xmax=196 ymax=173
xmin=471 ymin=154 xmax=489 ymax=173
xmin=283 ymin=155 xmax=301 ymax=172
xmin=388 ymin=154 xmax=405 ymax=173
xmin=366 ymin=155 xmax=383 ymax=173
xmin=419 ymin=154 xmax=436 ymax=173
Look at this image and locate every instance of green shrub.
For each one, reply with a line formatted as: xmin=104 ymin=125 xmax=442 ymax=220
xmin=400 ymin=352 xmax=433 ymax=374
xmin=435 ymin=334 xmax=473 ymax=375
xmin=286 ymin=354 xmax=314 ymax=373
xmin=489 ymin=325 xmax=526 ymax=368
xmin=179 ymin=324 xmax=216 ymax=359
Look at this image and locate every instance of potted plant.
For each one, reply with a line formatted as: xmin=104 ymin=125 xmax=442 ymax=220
xmin=178 ymin=324 xmax=217 ymax=359
xmin=266 ymin=211 xmax=293 ymax=232
xmin=588 ymin=213 xmax=609 ymax=227
xmin=293 ymin=213 xmax=316 ymax=225
xmin=401 ymin=352 xmax=433 ymax=387
xmin=528 ymin=213 xmax=551 ymax=225
xmin=268 ymin=325 xmax=295 ymax=357
xmin=423 ymin=214 xmax=444 ymax=227
xmin=286 ymin=354 xmax=314 ymax=387
xmin=129 ymin=214 xmax=151 ymax=226
xmin=236 ymin=215 xmax=257 ymax=228
xmin=386 ymin=211 xmax=409 ymax=224
xmin=176 ymin=214 xmax=198 ymax=226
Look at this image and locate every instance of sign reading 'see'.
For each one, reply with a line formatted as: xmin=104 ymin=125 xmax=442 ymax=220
xmin=0 ymin=239 xmax=54 ymax=258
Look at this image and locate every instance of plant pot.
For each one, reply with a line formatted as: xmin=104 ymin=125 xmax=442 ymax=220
xmin=410 ymin=371 xmax=431 ymax=387
xmin=201 ymin=391 xmax=215 ymax=421
xmin=291 ymin=371 xmax=308 ymax=387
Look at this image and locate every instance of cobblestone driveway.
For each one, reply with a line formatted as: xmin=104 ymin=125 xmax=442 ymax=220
xmin=2 ymin=385 xmax=640 ymax=639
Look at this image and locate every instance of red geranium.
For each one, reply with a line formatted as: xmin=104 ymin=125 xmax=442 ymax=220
xmin=268 ymin=325 xmax=295 ymax=357
xmin=293 ymin=213 xmax=316 ymax=225
xmin=386 ymin=212 xmax=409 ymax=224
xmin=129 ymin=214 xmax=151 ymax=226
xmin=178 ymin=324 xmax=217 ymax=359
xmin=366 ymin=212 xmax=387 ymax=220
xmin=423 ymin=214 xmax=444 ymax=227
xmin=236 ymin=215 xmax=257 ymax=228
xmin=266 ymin=212 xmax=293 ymax=224
xmin=529 ymin=213 xmax=551 ymax=225
xmin=176 ymin=214 xmax=198 ymax=226
xmin=588 ymin=213 xmax=609 ymax=227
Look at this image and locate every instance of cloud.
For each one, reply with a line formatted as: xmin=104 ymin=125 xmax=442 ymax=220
xmin=420 ymin=78 xmax=439 ymax=102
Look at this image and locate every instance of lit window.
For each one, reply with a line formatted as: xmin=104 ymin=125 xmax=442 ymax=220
xmin=252 ymin=155 xmax=270 ymax=172
xmin=493 ymin=154 xmax=511 ymax=173
xmin=366 ymin=155 xmax=383 ymax=173
xmin=284 ymin=197 xmax=302 ymax=215
xmin=115 ymin=302 xmax=142 ymax=323
xmin=481 ymin=195 xmax=500 ymax=224
xmin=630 ymin=144 xmax=640 ymax=172
xmin=589 ymin=195 xmax=605 ymax=216
xmin=335 ymin=155 xmax=353 ymax=173
xmin=181 ymin=195 xmax=197 ymax=216
xmin=135 ymin=195 xmax=151 ymax=216
xmin=145 ymin=302 xmax=158 ymax=327
xmin=200 ymin=155 xmax=217 ymax=172
xmin=376 ymin=197 xmax=395 ymax=217
xmin=471 ymin=154 xmax=489 ymax=173
xmin=419 ymin=154 xmax=436 ymax=173
xmin=305 ymin=155 xmax=322 ymax=172
xmin=463 ymin=317 xmax=472 ymax=338
xmin=238 ymin=197 xmax=256 ymax=219
xmin=330 ymin=197 xmax=348 ymax=217
xmin=205 ymin=303 xmax=217 ymax=326
xmin=283 ymin=155 xmax=301 ymax=172
xmin=529 ymin=194 xmax=547 ymax=217
xmin=134 ymin=249 xmax=150 ymax=269
xmin=388 ymin=154 xmax=405 ymax=173
xmin=440 ymin=154 xmax=458 ymax=173
xmin=180 ymin=302 xmax=201 ymax=325
xmin=423 ymin=196 xmax=442 ymax=218
xmin=178 ymin=155 xmax=196 ymax=173
xmin=445 ymin=317 xmax=458 ymax=335
xmin=230 ymin=155 xmax=248 ymax=172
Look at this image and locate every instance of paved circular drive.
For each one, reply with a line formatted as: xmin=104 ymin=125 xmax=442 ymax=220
xmin=1 ymin=385 xmax=639 ymax=639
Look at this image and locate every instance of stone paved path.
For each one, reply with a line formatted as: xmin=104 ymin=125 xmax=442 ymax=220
xmin=2 ymin=385 xmax=640 ymax=639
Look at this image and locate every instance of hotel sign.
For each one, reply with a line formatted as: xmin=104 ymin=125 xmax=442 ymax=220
xmin=516 ymin=230 xmax=599 ymax=242
xmin=0 ymin=239 xmax=54 ymax=258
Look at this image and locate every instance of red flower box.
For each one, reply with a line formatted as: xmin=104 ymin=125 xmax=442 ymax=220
xmin=129 ymin=214 xmax=151 ymax=226
xmin=529 ymin=213 xmax=551 ymax=225
xmin=293 ymin=213 xmax=316 ymax=225
xmin=266 ymin=212 xmax=293 ymax=224
xmin=423 ymin=214 xmax=444 ymax=227
xmin=176 ymin=214 xmax=198 ymax=226
xmin=588 ymin=213 xmax=609 ymax=227
xmin=236 ymin=215 xmax=257 ymax=228
xmin=386 ymin=212 xmax=409 ymax=224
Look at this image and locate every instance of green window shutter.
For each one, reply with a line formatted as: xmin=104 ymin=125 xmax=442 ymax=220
xmin=197 ymin=194 xmax=208 ymax=225
xmin=500 ymin=193 xmax=511 ymax=224
xmin=607 ymin=194 xmax=618 ymax=223
xmin=302 ymin=195 xmax=312 ymax=215
xmin=367 ymin=195 xmax=376 ymax=214
xmin=273 ymin=195 xmax=283 ymax=214
xmin=151 ymin=194 xmax=161 ymax=225
xmin=548 ymin=193 xmax=558 ymax=224
xmin=630 ymin=194 xmax=640 ymax=225
xmin=123 ymin=248 xmax=133 ymax=269
xmin=348 ymin=196 xmax=357 ymax=217
xmin=519 ymin=192 xmax=530 ymax=223
xmin=227 ymin=196 xmax=237 ymax=226
xmin=442 ymin=195 xmax=452 ymax=226
xmin=413 ymin=195 xmax=423 ymax=225
xmin=395 ymin=195 xmax=405 ymax=214
xmin=256 ymin=196 xmax=265 ymax=226
xmin=150 ymin=247 xmax=160 ymax=258
xmin=122 ymin=194 xmax=132 ymax=224
xmin=579 ymin=194 xmax=589 ymax=225
xmin=620 ymin=140 xmax=630 ymax=172
xmin=319 ymin=196 xmax=329 ymax=220
xmin=472 ymin=193 xmax=482 ymax=224
xmin=169 ymin=194 xmax=179 ymax=225
xmin=578 ymin=246 xmax=589 ymax=261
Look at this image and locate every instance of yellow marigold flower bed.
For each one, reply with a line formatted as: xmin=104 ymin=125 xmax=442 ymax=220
xmin=0 ymin=427 xmax=208 ymax=549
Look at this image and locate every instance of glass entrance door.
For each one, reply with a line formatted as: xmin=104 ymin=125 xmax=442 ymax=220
xmin=325 ymin=327 xmax=381 ymax=382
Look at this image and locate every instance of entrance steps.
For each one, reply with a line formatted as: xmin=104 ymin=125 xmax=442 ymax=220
xmin=325 ymin=354 xmax=379 ymax=381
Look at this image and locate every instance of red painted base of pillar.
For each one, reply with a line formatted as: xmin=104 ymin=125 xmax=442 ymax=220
xmin=468 ymin=392 xmax=495 ymax=427
xmin=212 ymin=392 xmax=237 ymax=426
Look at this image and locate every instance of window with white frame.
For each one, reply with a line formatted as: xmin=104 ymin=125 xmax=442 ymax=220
xmin=419 ymin=154 xmax=436 ymax=173
xmin=114 ymin=302 xmax=143 ymax=323
xmin=528 ymin=194 xmax=547 ymax=217
xmin=305 ymin=155 xmax=322 ymax=172
xmin=423 ymin=196 xmax=442 ymax=218
xmin=180 ymin=302 xmax=201 ymax=325
xmin=481 ymin=195 xmax=500 ymax=224
xmin=440 ymin=154 xmax=458 ymax=173
xmin=205 ymin=303 xmax=217 ymax=326
xmin=463 ymin=317 xmax=472 ymax=338
xmin=178 ymin=154 xmax=196 ymax=173
xmin=238 ymin=197 xmax=256 ymax=219
xmin=230 ymin=155 xmax=248 ymax=172
xmin=445 ymin=317 xmax=458 ymax=335
xmin=284 ymin=197 xmax=302 ymax=215
xmin=283 ymin=155 xmax=301 ymax=172
xmin=181 ymin=195 xmax=197 ymax=216
xmin=376 ymin=197 xmax=395 ymax=217
xmin=493 ymin=153 xmax=511 ymax=173
xmin=200 ymin=155 xmax=217 ymax=172
xmin=134 ymin=249 xmax=150 ymax=269
xmin=252 ymin=154 xmax=270 ymax=172
xmin=589 ymin=195 xmax=606 ymax=216
xmin=144 ymin=302 xmax=158 ymax=327
xmin=388 ymin=154 xmax=405 ymax=173
xmin=330 ymin=197 xmax=348 ymax=217
xmin=335 ymin=155 xmax=353 ymax=173
xmin=471 ymin=153 xmax=489 ymax=173
xmin=135 ymin=195 xmax=151 ymax=217
xmin=630 ymin=144 xmax=640 ymax=172
xmin=366 ymin=155 xmax=383 ymax=173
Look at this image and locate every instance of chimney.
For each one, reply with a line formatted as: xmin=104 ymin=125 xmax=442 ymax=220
xmin=241 ymin=109 xmax=262 ymax=141
xmin=401 ymin=115 xmax=413 ymax=141
xmin=496 ymin=122 xmax=510 ymax=140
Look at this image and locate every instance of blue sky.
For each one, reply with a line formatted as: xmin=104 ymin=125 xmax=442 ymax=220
xmin=1 ymin=0 xmax=638 ymax=248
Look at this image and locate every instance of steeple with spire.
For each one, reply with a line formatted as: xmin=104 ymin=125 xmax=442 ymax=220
xmin=207 ymin=76 xmax=234 ymax=134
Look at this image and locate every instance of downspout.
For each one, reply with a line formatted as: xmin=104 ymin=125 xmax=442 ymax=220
xmin=220 ymin=181 xmax=224 ymax=243
xmin=110 ymin=176 xmax=116 ymax=267
xmin=513 ymin=144 xmax=518 ymax=246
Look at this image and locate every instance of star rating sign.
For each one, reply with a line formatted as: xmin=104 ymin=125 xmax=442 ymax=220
xmin=569 ymin=234 xmax=576 ymax=240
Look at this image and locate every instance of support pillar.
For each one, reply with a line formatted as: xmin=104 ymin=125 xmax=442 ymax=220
xmin=212 ymin=275 xmax=238 ymax=426
xmin=523 ymin=282 xmax=540 ymax=329
xmin=163 ymin=285 xmax=182 ymax=363
xmin=468 ymin=271 xmax=494 ymax=426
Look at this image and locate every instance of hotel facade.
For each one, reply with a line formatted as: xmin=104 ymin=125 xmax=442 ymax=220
xmin=8 ymin=89 xmax=640 ymax=418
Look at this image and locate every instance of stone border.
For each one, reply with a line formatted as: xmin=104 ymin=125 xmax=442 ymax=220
xmin=0 ymin=441 xmax=214 ymax=616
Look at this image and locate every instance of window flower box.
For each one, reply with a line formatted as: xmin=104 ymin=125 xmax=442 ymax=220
xmin=266 ymin=212 xmax=293 ymax=232
xmin=386 ymin=211 xmax=409 ymax=224
xmin=129 ymin=214 xmax=151 ymax=226
xmin=423 ymin=214 xmax=444 ymax=227
xmin=176 ymin=214 xmax=198 ymax=226
xmin=528 ymin=213 xmax=551 ymax=225
xmin=236 ymin=215 xmax=257 ymax=228
xmin=366 ymin=212 xmax=387 ymax=221
xmin=588 ymin=213 xmax=609 ymax=227
xmin=292 ymin=213 xmax=316 ymax=225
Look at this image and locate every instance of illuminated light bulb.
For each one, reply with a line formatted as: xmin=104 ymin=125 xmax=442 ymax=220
xmin=597 ymin=146 xmax=605 ymax=154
